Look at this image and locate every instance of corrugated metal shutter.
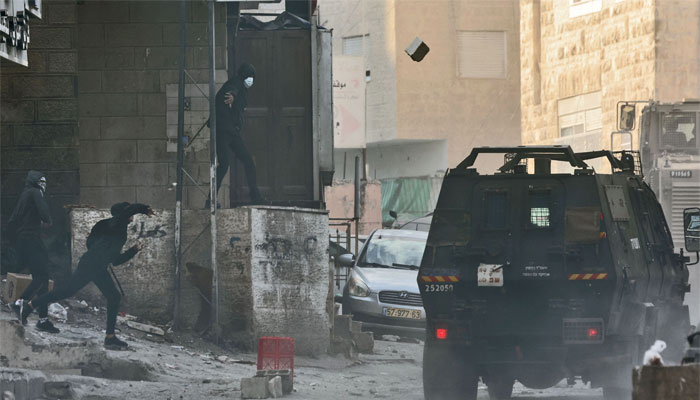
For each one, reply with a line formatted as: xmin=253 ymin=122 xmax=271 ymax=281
xmin=457 ymin=31 xmax=506 ymax=79
xmin=343 ymin=35 xmax=370 ymax=72
xmin=671 ymin=182 xmax=700 ymax=247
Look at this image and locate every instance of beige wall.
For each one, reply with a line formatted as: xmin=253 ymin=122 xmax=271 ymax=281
xmin=395 ymin=0 xmax=522 ymax=170
xmin=321 ymin=0 xmax=521 ymax=173
xmin=521 ymin=0 xmax=700 ymax=151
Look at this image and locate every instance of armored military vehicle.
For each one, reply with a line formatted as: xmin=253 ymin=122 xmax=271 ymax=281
xmin=418 ymin=146 xmax=695 ymax=400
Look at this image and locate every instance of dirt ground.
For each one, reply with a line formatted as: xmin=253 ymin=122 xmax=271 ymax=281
xmin=0 ymin=296 xmax=606 ymax=400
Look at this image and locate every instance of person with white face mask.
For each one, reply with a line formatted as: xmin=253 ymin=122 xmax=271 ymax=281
xmin=206 ymin=62 xmax=264 ymax=208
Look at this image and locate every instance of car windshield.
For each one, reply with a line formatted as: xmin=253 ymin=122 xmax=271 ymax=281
xmin=358 ymin=234 xmax=426 ymax=269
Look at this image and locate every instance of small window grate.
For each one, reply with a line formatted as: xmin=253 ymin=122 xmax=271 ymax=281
xmin=531 ymin=207 xmax=550 ymax=227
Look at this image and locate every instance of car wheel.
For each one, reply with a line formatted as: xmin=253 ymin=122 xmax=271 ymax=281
xmin=423 ymin=338 xmax=477 ymax=400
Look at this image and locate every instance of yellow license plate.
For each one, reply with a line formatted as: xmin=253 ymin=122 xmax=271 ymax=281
xmin=384 ymin=307 xmax=421 ymax=319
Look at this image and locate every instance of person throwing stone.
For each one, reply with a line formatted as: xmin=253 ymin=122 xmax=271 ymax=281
xmin=20 ymin=202 xmax=154 ymax=350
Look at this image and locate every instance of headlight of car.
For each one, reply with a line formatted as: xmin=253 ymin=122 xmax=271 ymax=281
xmin=348 ymin=275 xmax=370 ymax=297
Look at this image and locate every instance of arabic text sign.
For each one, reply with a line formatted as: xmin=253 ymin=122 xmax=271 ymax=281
xmin=333 ymin=56 xmax=366 ymax=148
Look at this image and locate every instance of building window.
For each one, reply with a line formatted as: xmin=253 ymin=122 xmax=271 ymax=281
xmin=457 ymin=31 xmax=507 ymax=79
xmin=569 ymin=0 xmax=601 ymax=18
xmin=343 ymin=35 xmax=370 ymax=81
xmin=555 ymin=91 xmax=602 ymax=170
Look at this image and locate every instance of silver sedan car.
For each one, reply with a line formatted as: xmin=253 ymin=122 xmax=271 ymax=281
xmin=340 ymin=229 xmax=428 ymax=338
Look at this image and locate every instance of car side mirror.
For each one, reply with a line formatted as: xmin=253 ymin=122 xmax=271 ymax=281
xmin=338 ymin=253 xmax=355 ymax=267
xmin=619 ymin=103 xmax=636 ymax=131
xmin=684 ymin=207 xmax=700 ymax=253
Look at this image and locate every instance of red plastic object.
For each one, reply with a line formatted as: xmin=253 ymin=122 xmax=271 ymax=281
xmin=257 ymin=337 xmax=294 ymax=372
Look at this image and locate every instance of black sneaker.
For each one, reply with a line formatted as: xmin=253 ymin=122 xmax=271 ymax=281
xmin=36 ymin=319 xmax=60 ymax=334
xmin=19 ymin=300 xmax=33 ymax=325
xmin=104 ymin=336 xmax=128 ymax=350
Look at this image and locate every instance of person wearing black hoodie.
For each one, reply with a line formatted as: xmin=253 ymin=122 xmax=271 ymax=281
xmin=7 ymin=170 xmax=58 ymax=333
xmin=21 ymin=202 xmax=153 ymax=350
xmin=206 ymin=62 xmax=264 ymax=208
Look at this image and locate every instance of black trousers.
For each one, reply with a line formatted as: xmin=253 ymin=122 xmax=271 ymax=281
xmin=16 ymin=234 xmax=49 ymax=319
xmin=216 ymin=132 xmax=262 ymax=201
xmin=32 ymin=252 xmax=121 ymax=334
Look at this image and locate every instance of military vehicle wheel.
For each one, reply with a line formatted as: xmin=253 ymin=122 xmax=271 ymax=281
xmin=486 ymin=374 xmax=514 ymax=399
xmin=422 ymin=340 xmax=478 ymax=400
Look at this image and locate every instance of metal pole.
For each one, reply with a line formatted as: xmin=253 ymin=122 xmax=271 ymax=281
xmin=173 ymin=0 xmax=187 ymax=330
xmin=354 ymin=156 xmax=361 ymax=255
xmin=208 ymin=0 xmax=219 ymax=343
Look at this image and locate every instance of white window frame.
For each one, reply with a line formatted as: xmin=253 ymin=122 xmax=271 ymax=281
xmin=343 ymin=34 xmax=371 ymax=82
xmin=569 ymin=0 xmax=602 ymax=18
xmin=456 ymin=31 xmax=507 ymax=79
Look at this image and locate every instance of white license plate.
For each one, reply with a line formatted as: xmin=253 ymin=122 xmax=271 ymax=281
xmin=477 ymin=264 xmax=504 ymax=287
xmin=384 ymin=307 xmax=422 ymax=319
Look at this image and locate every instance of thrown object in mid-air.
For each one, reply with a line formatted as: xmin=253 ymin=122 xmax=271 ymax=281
xmin=405 ymin=37 xmax=430 ymax=62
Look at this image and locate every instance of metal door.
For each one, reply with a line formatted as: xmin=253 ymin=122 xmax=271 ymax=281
xmin=231 ymin=30 xmax=313 ymax=205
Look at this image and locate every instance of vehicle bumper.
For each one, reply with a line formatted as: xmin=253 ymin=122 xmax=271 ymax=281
xmin=346 ymin=294 xmax=426 ymax=337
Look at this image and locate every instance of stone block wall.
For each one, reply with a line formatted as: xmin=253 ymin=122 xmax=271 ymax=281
xmin=70 ymin=206 xmax=330 ymax=355
xmin=519 ymin=0 xmax=698 ymax=149
xmin=75 ymin=1 xmax=228 ymax=210
xmin=0 ymin=1 xmax=80 ymax=260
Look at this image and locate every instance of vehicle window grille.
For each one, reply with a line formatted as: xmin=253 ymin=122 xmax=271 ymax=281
xmin=529 ymin=192 xmax=551 ymax=228
xmin=485 ymin=192 xmax=507 ymax=229
xmin=378 ymin=291 xmax=423 ymax=307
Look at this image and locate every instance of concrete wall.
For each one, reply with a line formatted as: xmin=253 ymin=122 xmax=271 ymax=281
xmin=324 ymin=180 xmax=382 ymax=235
xmin=70 ymin=206 xmax=330 ymax=355
xmin=75 ymin=1 xmax=228 ymax=209
xmin=0 ymin=1 xmax=80 ymax=258
xmin=321 ymin=0 xmax=521 ymax=177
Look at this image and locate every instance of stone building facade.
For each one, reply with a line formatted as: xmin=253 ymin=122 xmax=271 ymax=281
xmin=520 ymin=0 xmax=700 ymax=156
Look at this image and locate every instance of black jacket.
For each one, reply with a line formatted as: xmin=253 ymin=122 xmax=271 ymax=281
xmin=85 ymin=203 xmax=150 ymax=267
xmin=215 ymin=63 xmax=255 ymax=137
xmin=7 ymin=170 xmax=52 ymax=238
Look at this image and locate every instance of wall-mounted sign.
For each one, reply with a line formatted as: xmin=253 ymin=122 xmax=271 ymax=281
xmin=332 ymin=55 xmax=365 ymax=149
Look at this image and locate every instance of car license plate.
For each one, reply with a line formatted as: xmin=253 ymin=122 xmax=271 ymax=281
xmin=384 ymin=307 xmax=421 ymax=319
xmin=477 ymin=263 xmax=504 ymax=287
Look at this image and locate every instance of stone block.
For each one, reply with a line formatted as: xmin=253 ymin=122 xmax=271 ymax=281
xmin=267 ymin=376 xmax=282 ymax=399
xmin=78 ymin=71 xmax=102 ymax=93
xmin=79 ymin=187 xmax=135 ymax=207
xmin=77 ymin=48 xmax=104 ymax=70
xmin=13 ymin=76 xmax=75 ymax=98
xmin=139 ymin=94 xmax=166 ymax=116
xmin=256 ymin=370 xmax=293 ymax=394
xmin=633 ymin=365 xmax=700 ymax=400
xmin=351 ymin=330 xmax=374 ymax=354
xmin=37 ymin=100 xmax=78 ymax=122
xmin=101 ymin=71 xmax=160 ymax=93
xmin=333 ymin=315 xmax=353 ymax=340
xmin=79 ymin=163 xmax=107 ymax=187
xmin=77 ymin=2 xmax=129 ymax=23
xmin=138 ymin=140 xmax=174 ymax=162
xmin=0 ymin=52 xmax=46 ymax=74
xmin=49 ymin=52 xmax=77 ymax=73
xmin=105 ymin=24 xmax=162 ymax=47
xmin=48 ymin=3 xmax=76 ymax=24
xmin=80 ymin=140 xmax=137 ymax=163
xmin=76 ymin=24 xmax=104 ymax=48
xmin=0 ymin=369 xmax=46 ymax=400
xmin=240 ymin=376 xmax=270 ymax=399
xmin=129 ymin=2 xmax=180 ymax=23
xmin=100 ymin=116 xmax=165 ymax=140
xmin=1 ymin=147 xmax=79 ymax=171
xmin=136 ymin=186 xmax=174 ymax=209
xmin=106 ymin=162 xmax=168 ymax=186
xmin=79 ymin=94 xmax=138 ymax=117
xmin=31 ymin=27 xmax=72 ymax=49
xmin=44 ymin=380 xmax=74 ymax=398
xmin=104 ymin=48 xmax=135 ymax=69
xmin=78 ymin=117 xmax=100 ymax=140
xmin=13 ymin=123 xmax=78 ymax=147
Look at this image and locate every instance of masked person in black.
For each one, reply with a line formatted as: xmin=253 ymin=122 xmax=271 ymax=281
xmin=206 ymin=62 xmax=264 ymax=208
xmin=8 ymin=171 xmax=58 ymax=333
xmin=21 ymin=202 xmax=154 ymax=350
